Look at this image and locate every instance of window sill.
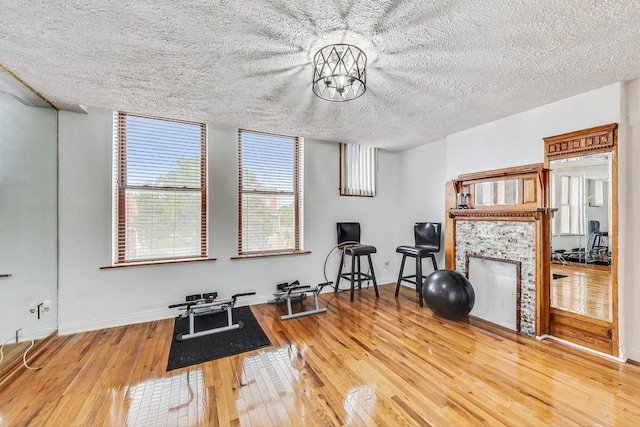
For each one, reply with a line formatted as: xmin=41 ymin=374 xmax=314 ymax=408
xmin=101 ymin=257 xmax=217 ymax=270
xmin=231 ymin=250 xmax=311 ymax=260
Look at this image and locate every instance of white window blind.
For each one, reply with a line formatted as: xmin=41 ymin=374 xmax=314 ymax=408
xmin=238 ymin=130 xmax=303 ymax=255
xmin=114 ymin=112 xmax=207 ymax=263
xmin=339 ymin=143 xmax=377 ymax=197
xmin=558 ymin=175 xmax=584 ymax=235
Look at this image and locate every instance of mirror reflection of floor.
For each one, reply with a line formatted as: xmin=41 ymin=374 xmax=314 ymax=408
xmin=551 ymin=262 xmax=611 ymax=321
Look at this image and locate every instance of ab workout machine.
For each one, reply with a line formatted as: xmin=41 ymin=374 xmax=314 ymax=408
xmin=169 ymin=291 xmax=255 ymax=341
xmin=268 ymin=280 xmax=331 ymax=320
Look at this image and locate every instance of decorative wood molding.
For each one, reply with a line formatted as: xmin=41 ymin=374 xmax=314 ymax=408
xmin=544 ymin=123 xmax=617 ymax=158
xmin=456 ymin=163 xmax=545 ymax=182
xmin=448 ymin=208 xmax=546 ymax=220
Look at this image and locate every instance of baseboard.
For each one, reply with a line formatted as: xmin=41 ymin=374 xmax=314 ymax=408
xmin=58 ymin=291 xmax=277 ymax=335
xmin=0 ymin=325 xmax=58 ymax=344
xmin=58 ymin=282 xmax=396 ymax=336
xmin=538 ymin=334 xmax=626 ymax=363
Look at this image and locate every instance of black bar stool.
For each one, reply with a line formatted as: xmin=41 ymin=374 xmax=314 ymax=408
xmin=335 ymin=222 xmax=379 ymax=302
xmin=395 ymin=222 xmax=441 ymax=306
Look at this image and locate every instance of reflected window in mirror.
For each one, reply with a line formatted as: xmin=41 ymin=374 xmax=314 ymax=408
xmin=588 ymin=179 xmax=604 ymax=207
xmin=474 ymin=179 xmax=519 ymax=206
xmin=550 ymin=152 xmax=611 ymax=238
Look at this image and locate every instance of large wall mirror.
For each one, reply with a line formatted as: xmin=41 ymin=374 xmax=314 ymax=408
xmin=0 ymin=65 xmax=58 ymax=380
xmin=544 ymin=124 xmax=618 ymax=356
xmin=550 ymin=153 xmax=612 ymax=320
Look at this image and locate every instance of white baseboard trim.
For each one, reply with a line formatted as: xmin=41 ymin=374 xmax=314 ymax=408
xmin=58 ymin=291 xmax=282 ymax=335
xmin=58 ymin=282 xmax=397 ymax=336
xmin=0 ymin=326 xmax=56 ymax=344
xmin=537 ymin=334 xmax=626 ymax=363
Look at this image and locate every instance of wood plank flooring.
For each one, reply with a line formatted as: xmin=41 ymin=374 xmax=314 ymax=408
xmin=551 ymin=262 xmax=611 ymax=321
xmin=1 ymin=284 xmax=639 ymax=426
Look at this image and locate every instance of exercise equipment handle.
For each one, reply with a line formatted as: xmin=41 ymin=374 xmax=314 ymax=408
xmin=233 ymin=292 xmax=256 ymax=298
xmin=169 ymin=301 xmax=193 ymax=309
xmin=231 ymin=291 xmax=255 ymax=304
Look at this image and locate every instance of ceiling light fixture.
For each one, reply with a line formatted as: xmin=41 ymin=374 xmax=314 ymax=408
xmin=312 ymin=44 xmax=367 ymax=102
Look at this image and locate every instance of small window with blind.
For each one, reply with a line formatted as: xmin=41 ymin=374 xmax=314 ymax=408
xmin=113 ymin=112 xmax=207 ymax=264
xmin=339 ymin=143 xmax=376 ymax=197
xmin=238 ymin=130 xmax=303 ymax=255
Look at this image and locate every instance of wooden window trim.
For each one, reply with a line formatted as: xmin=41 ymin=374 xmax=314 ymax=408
xmin=101 ymin=257 xmax=217 ymax=270
xmin=230 ymin=250 xmax=311 ymax=260
xmin=237 ymin=129 xmax=302 ymax=255
xmin=115 ymin=112 xmax=207 ymax=264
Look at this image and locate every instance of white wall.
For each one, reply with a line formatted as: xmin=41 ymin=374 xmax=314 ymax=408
xmin=623 ymin=79 xmax=640 ymax=361
xmin=0 ymin=93 xmax=58 ymax=342
xmin=57 ymin=108 xmax=400 ymax=334
xmin=445 ymin=83 xmax=622 ymax=178
xmin=395 ymin=139 xmax=448 ymax=275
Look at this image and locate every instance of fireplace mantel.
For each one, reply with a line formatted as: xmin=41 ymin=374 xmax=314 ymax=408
xmin=448 ymin=208 xmax=549 ymax=220
xmin=445 ymin=163 xmax=550 ymax=337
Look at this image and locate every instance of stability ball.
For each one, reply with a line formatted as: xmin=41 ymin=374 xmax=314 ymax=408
xmin=422 ymin=269 xmax=475 ymax=320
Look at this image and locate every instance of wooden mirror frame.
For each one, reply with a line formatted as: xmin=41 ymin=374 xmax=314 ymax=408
xmin=543 ymin=123 xmax=618 ymax=356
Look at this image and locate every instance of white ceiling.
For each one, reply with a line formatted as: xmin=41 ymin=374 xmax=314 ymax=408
xmin=2 ymin=0 xmax=640 ymax=151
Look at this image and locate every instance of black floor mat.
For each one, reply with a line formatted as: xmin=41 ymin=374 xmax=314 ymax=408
xmin=553 ymin=273 xmax=568 ymax=280
xmin=166 ymin=306 xmax=271 ymax=371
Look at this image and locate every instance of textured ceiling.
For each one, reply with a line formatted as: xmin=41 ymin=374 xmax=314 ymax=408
xmin=2 ymin=1 xmax=640 ymax=151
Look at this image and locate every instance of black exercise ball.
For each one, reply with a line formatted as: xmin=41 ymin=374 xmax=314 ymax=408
xmin=422 ymin=269 xmax=475 ymax=320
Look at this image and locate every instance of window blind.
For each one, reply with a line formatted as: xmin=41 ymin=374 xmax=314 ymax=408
xmin=558 ymin=175 xmax=584 ymax=235
xmin=339 ymin=143 xmax=376 ymax=196
xmin=238 ymin=130 xmax=303 ymax=255
xmin=114 ymin=112 xmax=207 ymax=263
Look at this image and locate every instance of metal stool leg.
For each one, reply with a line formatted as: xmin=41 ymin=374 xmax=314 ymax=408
xmin=395 ymin=255 xmax=407 ymax=297
xmin=335 ymin=253 xmax=344 ymax=293
xmin=416 ymin=256 xmax=424 ymax=307
xmin=368 ymin=254 xmax=379 ymax=298
xmin=350 ymin=254 xmax=356 ymax=302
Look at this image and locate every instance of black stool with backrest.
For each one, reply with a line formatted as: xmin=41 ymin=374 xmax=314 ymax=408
xmin=335 ymin=222 xmax=379 ymax=302
xmin=395 ymin=222 xmax=442 ymax=306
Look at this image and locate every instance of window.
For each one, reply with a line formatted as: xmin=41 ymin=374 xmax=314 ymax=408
xmin=556 ymin=175 xmax=584 ymax=235
xmin=339 ymin=143 xmax=376 ymax=196
xmin=114 ymin=112 xmax=207 ymax=263
xmin=238 ymin=130 xmax=303 ymax=255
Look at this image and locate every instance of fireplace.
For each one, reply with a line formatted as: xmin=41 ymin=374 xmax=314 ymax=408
xmin=467 ymin=255 xmax=521 ymax=332
xmin=445 ymin=163 xmax=549 ymax=337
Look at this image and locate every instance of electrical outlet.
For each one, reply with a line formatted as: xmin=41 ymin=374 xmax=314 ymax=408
xmin=383 ymin=259 xmax=390 ymax=268
xmin=43 ymin=300 xmax=51 ymax=312
xmin=29 ymin=302 xmax=37 ymax=314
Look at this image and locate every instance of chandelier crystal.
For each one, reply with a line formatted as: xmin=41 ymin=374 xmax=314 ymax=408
xmin=312 ymin=44 xmax=367 ymax=101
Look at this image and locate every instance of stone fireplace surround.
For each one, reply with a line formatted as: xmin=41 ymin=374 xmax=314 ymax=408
xmin=455 ymin=220 xmax=536 ymax=335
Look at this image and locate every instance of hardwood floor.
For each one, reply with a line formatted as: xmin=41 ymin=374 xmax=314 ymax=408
xmin=1 ymin=284 xmax=639 ymax=426
xmin=551 ymin=262 xmax=611 ymax=321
